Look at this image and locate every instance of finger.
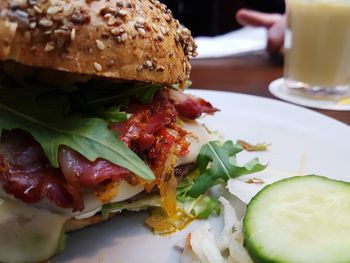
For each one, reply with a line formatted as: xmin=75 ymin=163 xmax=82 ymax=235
xmin=267 ymin=15 xmax=286 ymax=54
xmin=236 ymin=9 xmax=283 ymax=28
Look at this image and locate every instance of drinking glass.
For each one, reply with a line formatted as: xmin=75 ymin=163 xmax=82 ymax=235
xmin=284 ymin=0 xmax=350 ymax=98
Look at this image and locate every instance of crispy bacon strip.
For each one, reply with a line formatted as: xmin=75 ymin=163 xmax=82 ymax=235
xmin=59 ymin=146 xmax=130 ymax=187
xmin=0 ymin=130 xmax=132 ymax=211
xmin=166 ymin=89 xmax=218 ymax=119
xmin=0 ymin=91 xmax=214 ymax=211
xmin=0 ymin=130 xmax=84 ymax=211
xmin=111 ymin=93 xmax=181 ymax=170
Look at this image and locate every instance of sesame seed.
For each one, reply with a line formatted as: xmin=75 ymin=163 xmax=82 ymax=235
xmin=39 ymin=18 xmax=53 ymax=27
xmin=96 ymin=39 xmax=105 ymax=50
xmin=47 ymin=6 xmax=62 ymax=15
xmin=44 ymin=42 xmax=55 ymax=52
xmin=145 ymin=60 xmax=153 ymax=67
xmin=94 ymin=62 xmax=103 ymax=72
xmin=70 ymin=28 xmax=76 ymax=41
xmin=137 ymin=18 xmax=145 ymax=24
xmin=136 ymin=65 xmax=144 ymax=72
xmin=104 ymin=13 xmax=112 ymax=20
xmin=115 ymin=36 xmax=122 ymax=43
xmin=108 ymin=17 xmax=118 ymax=26
xmin=33 ymin=5 xmax=42 ymax=14
xmin=137 ymin=28 xmax=146 ymax=36
xmin=163 ymin=14 xmax=171 ymax=22
xmin=111 ymin=28 xmax=120 ymax=35
xmin=29 ymin=22 xmax=36 ymax=29
xmin=160 ymin=26 xmax=166 ymax=35
xmin=121 ymin=32 xmax=128 ymax=41
xmin=157 ymin=33 xmax=164 ymax=41
xmin=151 ymin=23 xmax=158 ymax=32
xmin=118 ymin=10 xmax=128 ymax=16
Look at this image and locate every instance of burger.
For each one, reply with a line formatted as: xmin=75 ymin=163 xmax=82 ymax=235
xmin=0 ymin=0 xmax=219 ymax=262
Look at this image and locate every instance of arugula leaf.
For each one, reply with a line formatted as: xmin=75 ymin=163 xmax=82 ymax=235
xmin=99 ymin=106 xmax=129 ymax=123
xmin=37 ymin=91 xmax=71 ymax=115
xmin=188 ymin=141 xmax=267 ymax=197
xmin=81 ymin=84 xmax=162 ymax=107
xmin=135 ymin=85 xmax=161 ymax=104
xmin=0 ymin=87 xmax=154 ymax=181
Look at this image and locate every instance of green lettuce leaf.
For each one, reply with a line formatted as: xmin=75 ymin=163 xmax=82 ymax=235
xmin=0 ymin=87 xmax=154 ymax=181
xmin=188 ymin=141 xmax=267 ymax=197
xmin=101 ymin=195 xmax=162 ymax=219
xmin=178 ymin=195 xmax=221 ymax=219
xmin=99 ymin=106 xmax=129 ymax=123
xmin=101 ymin=193 xmax=220 ymax=221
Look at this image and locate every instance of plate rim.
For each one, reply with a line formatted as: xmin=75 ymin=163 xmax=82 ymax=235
xmin=189 ymin=88 xmax=349 ymax=129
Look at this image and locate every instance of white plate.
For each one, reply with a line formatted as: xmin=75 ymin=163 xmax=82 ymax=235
xmin=53 ymin=90 xmax=350 ymax=263
xmin=269 ymin=78 xmax=350 ymax=111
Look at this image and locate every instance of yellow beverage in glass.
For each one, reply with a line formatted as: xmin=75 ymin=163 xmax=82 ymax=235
xmin=284 ymin=0 xmax=350 ymax=96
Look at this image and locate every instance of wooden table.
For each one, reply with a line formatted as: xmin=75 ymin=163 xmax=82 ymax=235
xmin=190 ymin=52 xmax=350 ymax=125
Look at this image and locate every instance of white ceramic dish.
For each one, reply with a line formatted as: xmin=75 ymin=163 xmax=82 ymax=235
xmin=53 ymin=90 xmax=350 ymax=263
xmin=269 ymin=78 xmax=350 ymax=111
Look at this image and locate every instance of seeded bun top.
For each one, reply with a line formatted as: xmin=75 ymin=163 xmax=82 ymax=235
xmin=0 ymin=0 xmax=197 ymax=84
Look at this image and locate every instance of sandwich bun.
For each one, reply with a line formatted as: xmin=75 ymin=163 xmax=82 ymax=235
xmin=0 ymin=0 xmax=204 ymax=237
xmin=0 ymin=0 xmax=197 ymax=84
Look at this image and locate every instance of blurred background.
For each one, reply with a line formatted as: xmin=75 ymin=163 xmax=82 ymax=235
xmin=162 ymin=0 xmax=285 ymax=36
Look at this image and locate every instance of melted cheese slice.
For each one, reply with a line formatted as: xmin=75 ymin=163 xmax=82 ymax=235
xmin=177 ymin=121 xmax=215 ymax=166
xmin=74 ymin=181 xmax=144 ymax=219
xmin=0 ymin=198 xmax=68 ymax=263
xmin=0 ymin=121 xmax=214 ymax=220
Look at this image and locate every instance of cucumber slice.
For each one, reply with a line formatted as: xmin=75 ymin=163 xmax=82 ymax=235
xmin=243 ymin=175 xmax=350 ymax=263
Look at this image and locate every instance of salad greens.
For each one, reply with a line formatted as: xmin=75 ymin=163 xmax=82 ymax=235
xmin=0 ymin=74 xmax=161 ymax=181
xmin=178 ymin=195 xmax=221 ymax=219
xmin=187 ymin=141 xmax=267 ymax=198
xmin=101 ymin=195 xmax=162 ymax=219
xmin=0 ymin=72 xmax=266 ymax=219
xmin=101 ymin=140 xmax=265 ymax=223
xmin=101 ymin=193 xmax=220 ymax=221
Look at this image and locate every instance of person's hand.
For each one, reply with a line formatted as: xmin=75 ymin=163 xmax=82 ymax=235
xmin=236 ymin=9 xmax=286 ymax=54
